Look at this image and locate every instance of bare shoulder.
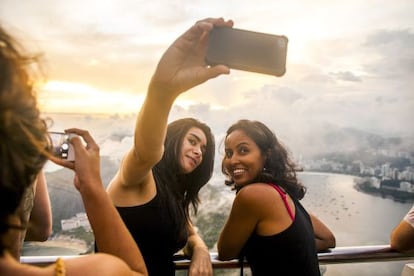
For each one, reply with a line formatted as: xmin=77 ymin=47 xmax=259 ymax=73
xmin=235 ymin=183 xmax=278 ymax=208
xmin=237 ymin=183 xmax=275 ymax=197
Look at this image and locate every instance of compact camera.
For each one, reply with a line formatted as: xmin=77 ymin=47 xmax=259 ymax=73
xmin=48 ymin=132 xmax=76 ymax=161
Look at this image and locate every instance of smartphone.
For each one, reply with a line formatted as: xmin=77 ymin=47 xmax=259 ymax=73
xmin=206 ymin=27 xmax=288 ymax=76
xmin=48 ymin=132 xmax=75 ymax=161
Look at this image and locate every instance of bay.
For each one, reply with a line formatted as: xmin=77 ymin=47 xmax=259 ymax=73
xmin=293 ymin=172 xmax=411 ymax=276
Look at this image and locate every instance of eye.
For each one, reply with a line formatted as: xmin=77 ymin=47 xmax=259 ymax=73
xmin=188 ymin=138 xmax=196 ymax=145
xmin=238 ymin=146 xmax=249 ymax=155
xmin=225 ymin=149 xmax=233 ymax=159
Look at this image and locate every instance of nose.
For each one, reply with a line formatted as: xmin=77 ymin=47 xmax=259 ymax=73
xmin=193 ymin=146 xmax=202 ymax=156
xmin=227 ymin=153 xmax=239 ymax=165
xmin=230 ymin=156 xmax=238 ymax=165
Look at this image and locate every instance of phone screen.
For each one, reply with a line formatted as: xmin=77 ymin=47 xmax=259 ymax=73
xmin=48 ymin=132 xmax=75 ymax=161
xmin=206 ymin=27 xmax=288 ymax=76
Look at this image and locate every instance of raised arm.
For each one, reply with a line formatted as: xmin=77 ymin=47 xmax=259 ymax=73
xmin=53 ymin=128 xmax=148 ymax=275
xmin=310 ymin=213 xmax=336 ymax=251
xmin=117 ymin=18 xmax=234 ymax=190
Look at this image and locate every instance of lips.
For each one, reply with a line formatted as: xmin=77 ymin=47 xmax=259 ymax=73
xmin=232 ymin=168 xmax=246 ymax=177
xmin=187 ymin=156 xmax=198 ymax=168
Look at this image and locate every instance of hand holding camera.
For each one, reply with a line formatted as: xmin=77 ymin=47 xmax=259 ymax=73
xmin=49 ymin=131 xmax=77 ymax=161
xmin=49 ymin=128 xmax=102 ymax=192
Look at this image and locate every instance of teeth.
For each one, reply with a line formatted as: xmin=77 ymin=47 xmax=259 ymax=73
xmin=233 ymin=169 xmax=245 ymax=175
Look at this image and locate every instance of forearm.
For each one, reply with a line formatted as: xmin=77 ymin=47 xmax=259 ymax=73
xmin=314 ymin=229 xmax=336 ymax=251
xmin=315 ymin=237 xmax=335 ymax=252
xmin=132 ymin=17 xmax=233 ymax=159
xmin=185 ymin=228 xmax=212 ymax=276
xmin=25 ymin=216 xmax=52 ymax=241
xmin=133 ymin=89 xmax=175 ymax=158
xmin=81 ymin=186 xmax=147 ymax=274
xmin=184 ymin=232 xmax=209 ymax=256
xmin=310 ymin=213 xmax=336 ymax=251
xmin=120 ymin=86 xmax=178 ymax=186
xmin=25 ymin=172 xmax=52 ymax=241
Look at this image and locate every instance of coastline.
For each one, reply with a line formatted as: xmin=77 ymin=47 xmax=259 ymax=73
xmin=22 ymin=235 xmax=88 ymax=256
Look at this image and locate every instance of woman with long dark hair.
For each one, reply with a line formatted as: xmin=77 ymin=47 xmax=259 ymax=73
xmin=218 ymin=119 xmax=336 ymax=275
xmin=105 ymin=17 xmax=234 ymax=276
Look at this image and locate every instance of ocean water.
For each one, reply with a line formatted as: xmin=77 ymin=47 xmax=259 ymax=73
xmin=22 ymin=244 xmax=84 ymax=256
xmin=299 ymin=172 xmax=412 ymax=276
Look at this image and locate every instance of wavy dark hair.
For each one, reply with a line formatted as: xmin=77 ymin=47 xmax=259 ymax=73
xmin=221 ymin=119 xmax=306 ymax=200
xmin=153 ymin=117 xmax=215 ymax=243
xmin=0 ymin=26 xmax=50 ymax=255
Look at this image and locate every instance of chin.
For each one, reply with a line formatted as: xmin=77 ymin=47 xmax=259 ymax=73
xmin=182 ymin=166 xmax=195 ymax=174
xmin=235 ymin=180 xmax=250 ymax=187
xmin=234 ymin=182 xmax=244 ymax=188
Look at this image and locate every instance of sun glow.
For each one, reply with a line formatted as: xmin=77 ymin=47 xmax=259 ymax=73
xmin=38 ymin=80 xmax=146 ymax=114
xmin=37 ymin=80 xmax=224 ymax=114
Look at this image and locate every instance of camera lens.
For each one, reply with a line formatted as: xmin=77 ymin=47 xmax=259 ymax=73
xmin=61 ymin=143 xmax=69 ymax=150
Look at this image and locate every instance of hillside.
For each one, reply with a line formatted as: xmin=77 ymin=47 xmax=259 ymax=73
xmin=46 ymin=156 xmax=119 ymax=232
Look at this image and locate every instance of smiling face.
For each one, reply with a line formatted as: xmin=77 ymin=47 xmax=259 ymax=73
xmin=223 ymin=129 xmax=267 ymax=188
xmin=178 ymin=127 xmax=207 ymax=174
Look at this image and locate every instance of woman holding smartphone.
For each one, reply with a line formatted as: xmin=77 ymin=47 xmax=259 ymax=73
xmin=103 ymin=17 xmax=234 ymax=276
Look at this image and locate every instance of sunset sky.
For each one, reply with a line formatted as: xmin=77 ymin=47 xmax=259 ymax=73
xmin=1 ymin=0 xmax=413 ymax=138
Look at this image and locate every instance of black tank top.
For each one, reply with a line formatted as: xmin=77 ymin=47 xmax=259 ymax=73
xmin=242 ymin=184 xmax=321 ymax=276
xmin=112 ymin=178 xmax=187 ymax=276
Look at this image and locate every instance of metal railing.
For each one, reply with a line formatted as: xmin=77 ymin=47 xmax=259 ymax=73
xmin=21 ymin=244 xmax=414 ymax=269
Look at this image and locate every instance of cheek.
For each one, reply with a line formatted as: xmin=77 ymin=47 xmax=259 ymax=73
xmin=177 ymin=152 xmax=186 ymax=168
xmin=180 ymin=143 xmax=190 ymax=157
xmin=252 ymin=157 xmax=265 ymax=174
xmin=254 ymin=165 xmax=263 ymax=176
xmin=222 ymin=158 xmax=230 ymax=169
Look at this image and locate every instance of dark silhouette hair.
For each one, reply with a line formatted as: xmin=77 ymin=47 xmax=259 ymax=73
xmin=153 ymin=117 xmax=215 ymax=243
xmin=222 ymin=119 xmax=306 ymax=200
xmin=0 ymin=26 xmax=50 ymax=255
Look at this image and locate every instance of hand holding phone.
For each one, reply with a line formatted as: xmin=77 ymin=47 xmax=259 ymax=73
xmin=206 ymin=27 xmax=288 ymax=76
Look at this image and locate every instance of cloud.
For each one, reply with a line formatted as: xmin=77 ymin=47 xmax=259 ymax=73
xmin=362 ymin=29 xmax=414 ymax=79
xmin=2 ymin=0 xmax=413 ymax=141
xmin=329 ymin=71 xmax=362 ymax=82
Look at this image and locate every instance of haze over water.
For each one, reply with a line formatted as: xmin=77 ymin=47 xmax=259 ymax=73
xmin=298 ymin=172 xmax=411 ymax=276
